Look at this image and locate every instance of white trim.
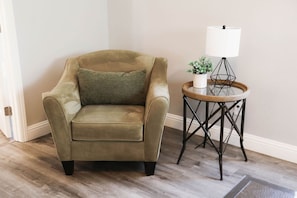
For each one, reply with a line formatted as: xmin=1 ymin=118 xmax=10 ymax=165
xmin=165 ymin=113 xmax=297 ymax=164
xmin=28 ymin=113 xmax=297 ymax=164
xmin=26 ymin=120 xmax=50 ymax=141
xmin=1 ymin=0 xmax=28 ymax=142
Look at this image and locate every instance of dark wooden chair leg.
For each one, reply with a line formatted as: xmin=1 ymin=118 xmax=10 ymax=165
xmin=144 ymin=162 xmax=156 ymax=176
xmin=61 ymin=161 xmax=74 ymax=175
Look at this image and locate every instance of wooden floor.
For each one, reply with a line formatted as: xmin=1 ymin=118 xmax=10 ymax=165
xmin=0 ymin=127 xmax=297 ymax=197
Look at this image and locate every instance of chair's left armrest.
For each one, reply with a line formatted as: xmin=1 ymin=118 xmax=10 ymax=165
xmin=42 ymin=58 xmax=81 ymax=161
xmin=144 ymin=57 xmax=170 ymax=161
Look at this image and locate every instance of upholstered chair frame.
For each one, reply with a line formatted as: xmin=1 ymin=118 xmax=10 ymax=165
xmin=43 ymin=50 xmax=170 ymax=176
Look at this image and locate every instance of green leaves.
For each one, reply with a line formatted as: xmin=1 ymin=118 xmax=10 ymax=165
xmin=188 ymin=56 xmax=212 ymax=74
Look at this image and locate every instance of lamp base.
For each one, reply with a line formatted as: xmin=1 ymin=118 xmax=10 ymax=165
xmin=210 ymin=57 xmax=236 ymax=87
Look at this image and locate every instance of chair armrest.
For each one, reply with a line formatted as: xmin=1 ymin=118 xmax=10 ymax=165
xmin=42 ymin=58 xmax=81 ymax=160
xmin=144 ymin=57 xmax=170 ymax=161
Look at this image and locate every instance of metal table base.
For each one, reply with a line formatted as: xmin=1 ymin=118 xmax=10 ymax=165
xmin=177 ymin=95 xmax=248 ymax=180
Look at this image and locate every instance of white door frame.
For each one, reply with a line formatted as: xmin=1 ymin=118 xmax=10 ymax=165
xmin=0 ymin=30 xmax=12 ymax=138
xmin=0 ymin=0 xmax=28 ymax=142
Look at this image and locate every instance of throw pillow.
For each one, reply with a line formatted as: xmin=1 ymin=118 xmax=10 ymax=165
xmin=77 ymin=68 xmax=146 ymax=105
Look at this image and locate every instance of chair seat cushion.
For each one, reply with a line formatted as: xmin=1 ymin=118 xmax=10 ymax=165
xmin=71 ymin=105 xmax=144 ymax=142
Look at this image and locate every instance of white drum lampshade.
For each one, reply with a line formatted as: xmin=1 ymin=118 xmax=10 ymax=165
xmin=206 ymin=26 xmax=241 ymax=58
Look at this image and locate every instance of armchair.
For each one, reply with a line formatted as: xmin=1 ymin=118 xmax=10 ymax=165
xmin=42 ymin=50 xmax=170 ymax=176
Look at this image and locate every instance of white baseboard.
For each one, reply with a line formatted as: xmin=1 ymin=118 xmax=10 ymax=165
xmin=26 ymin=120 xmax=51 ymax=141
xmin=165 ymin=113 xmax=297 ymax=164
xmin=26 ymin=114 xmax=297 ymax=164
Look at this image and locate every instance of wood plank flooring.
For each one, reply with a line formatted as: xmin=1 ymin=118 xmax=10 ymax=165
xmin=0 ymin=127 xmax=297 ymax=197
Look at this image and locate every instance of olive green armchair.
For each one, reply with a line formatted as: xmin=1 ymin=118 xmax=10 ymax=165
xmin=42 ymin=50 xmax=170 ymax=176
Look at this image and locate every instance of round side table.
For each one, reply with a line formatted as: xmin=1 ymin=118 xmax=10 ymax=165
xmin=177 ymin=80 xmax=250 ymax=180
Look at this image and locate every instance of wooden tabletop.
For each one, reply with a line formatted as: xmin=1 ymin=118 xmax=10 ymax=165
xmin=182 ymin=80 xmax=250 ymax=102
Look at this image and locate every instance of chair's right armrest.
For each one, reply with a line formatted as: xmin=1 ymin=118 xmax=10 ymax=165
xmin=42 ymin=58 xmax=81 ymax=160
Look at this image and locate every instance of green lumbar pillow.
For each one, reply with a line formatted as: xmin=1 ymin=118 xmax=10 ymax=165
xmin=77 ymin=68 xmax=146 ymax=105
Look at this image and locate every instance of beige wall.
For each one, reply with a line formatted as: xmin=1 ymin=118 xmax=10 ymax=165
xmin=108 ymin=0 xmax=297 ymax=146
xmin=12 ymin=0 xmax=109 ymax=126
xmin=10 ymin=0 xmax=297 ymax=148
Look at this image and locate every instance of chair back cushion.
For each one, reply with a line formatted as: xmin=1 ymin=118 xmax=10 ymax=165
xmin=76 ymin=50 xmax=155 ymax=105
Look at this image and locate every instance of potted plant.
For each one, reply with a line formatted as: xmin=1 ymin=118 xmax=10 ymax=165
xmin=188 ymin=56 xmax=212 ymax=88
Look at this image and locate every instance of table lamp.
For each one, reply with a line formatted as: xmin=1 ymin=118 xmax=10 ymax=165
xmin=205 ymin=25 xmax=241 ymax=87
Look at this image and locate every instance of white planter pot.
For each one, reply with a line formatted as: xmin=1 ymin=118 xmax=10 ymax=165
xmin=193 ymin=73 xmax=207 ymax=88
